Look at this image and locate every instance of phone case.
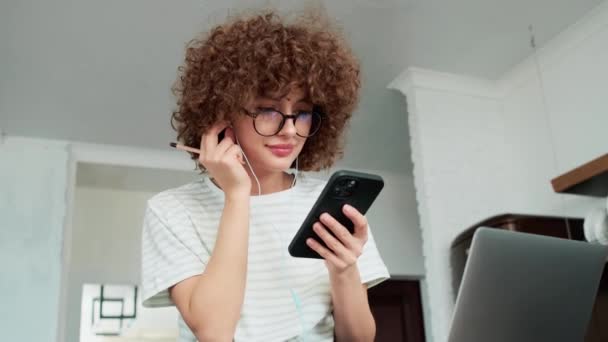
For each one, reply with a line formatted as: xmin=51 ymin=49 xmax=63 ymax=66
xmin=288 ymin=170 xmax=384 ymax=259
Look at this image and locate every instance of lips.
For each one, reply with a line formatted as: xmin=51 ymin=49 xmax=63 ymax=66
xmin=267 ymin=144 xmax=294 ymax=157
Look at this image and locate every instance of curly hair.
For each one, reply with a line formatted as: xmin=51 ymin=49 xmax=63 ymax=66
xmin=170 ymin=9 xmax=361 ymax=171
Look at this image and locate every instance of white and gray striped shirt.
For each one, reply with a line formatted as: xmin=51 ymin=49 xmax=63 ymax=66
xmin=140 ymin=173 xmax=390 ymax=341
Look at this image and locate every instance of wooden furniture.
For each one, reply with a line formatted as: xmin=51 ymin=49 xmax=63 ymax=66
xmin=450 ymin=214 xmax=608 ymax=342
xmin=367 ymin=278 xmax=426 ymax=342
xmin=551 ymin=153 xmax=608 ymax=197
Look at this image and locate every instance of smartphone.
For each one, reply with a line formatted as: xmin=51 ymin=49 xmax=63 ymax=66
xmin=288 ymin=170 xmax=384 ymax=259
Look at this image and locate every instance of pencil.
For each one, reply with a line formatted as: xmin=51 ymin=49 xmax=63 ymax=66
xmin=170 ymin=141 xmax=245 ymax=165
xmin=169 ymin=142 xmax=201 ymax=154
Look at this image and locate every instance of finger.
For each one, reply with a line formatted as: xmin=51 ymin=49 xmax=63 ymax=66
xmin=319 ymin=213 xmax=357 ymax=251
xmin=202 ymin=121 xmax=230 ymax=155
xmin=214 ymin=130 xmax=236 ymax=158
xmin=313 ymin=222 xmax=351 ymax=259
xmin=306 ymin=238 xmax=346 ymax=268
xmin=342 ymin=204 xmax=368 ymax=240
xmin=225 ymin=144 xmax=245 ymax=165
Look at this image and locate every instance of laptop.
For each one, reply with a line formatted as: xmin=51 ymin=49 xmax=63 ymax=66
xmin=448 ymin=227 xmax=607 ymax=342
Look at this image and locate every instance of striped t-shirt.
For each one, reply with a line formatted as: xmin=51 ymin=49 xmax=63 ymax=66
xmin=140 ymin=172 xmax=390 ymax=341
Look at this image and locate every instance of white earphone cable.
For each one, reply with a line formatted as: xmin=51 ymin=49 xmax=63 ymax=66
xmin=234 ymin=135 xmax=307 ymax=341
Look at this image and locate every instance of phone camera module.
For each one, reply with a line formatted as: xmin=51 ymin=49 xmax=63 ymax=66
xmin=332 ymin=178 xmax=357 ymax=197
xmin=333 ymin=186 xmax=342 ymax=195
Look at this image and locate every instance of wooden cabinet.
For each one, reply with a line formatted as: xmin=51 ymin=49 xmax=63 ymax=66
xmin=367 ymin=279 xmax=426 ymax=342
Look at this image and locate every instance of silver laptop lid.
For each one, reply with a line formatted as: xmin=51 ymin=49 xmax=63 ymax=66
xmin=448 ymin=227 xmax=607 ymax=342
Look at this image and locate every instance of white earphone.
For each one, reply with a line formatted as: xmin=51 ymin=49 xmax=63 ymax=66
xmin=233 ymin=130 xmax=308 ymax=340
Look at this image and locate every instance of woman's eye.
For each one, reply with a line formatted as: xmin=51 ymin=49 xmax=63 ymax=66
xmin=297 ymin=110 xmax=312 ymax=116
xmin=258 ymin=107 xmax=278 ymax=114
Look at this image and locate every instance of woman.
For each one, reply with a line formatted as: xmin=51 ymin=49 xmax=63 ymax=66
xmin=141 ymin=9 xmax=389 ymax=342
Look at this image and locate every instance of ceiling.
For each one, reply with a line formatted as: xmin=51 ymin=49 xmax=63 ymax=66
xmin=1 ymin=0 xmax=605 ymax=172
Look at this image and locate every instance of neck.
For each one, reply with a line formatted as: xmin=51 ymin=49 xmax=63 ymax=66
xmin=246 ymin=168 xmax=294 ymax=196
xmin=209 ymin=168 xmax=295 ymax=196
xmin=248 ymin=170 xmax=293 ymax=196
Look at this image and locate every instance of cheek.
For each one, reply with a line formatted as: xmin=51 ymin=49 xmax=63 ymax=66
xmin=232 ymin=120 xmax=257 ymax=143
xmin=234 ymin=128 xmax=266 ymax=157
xmin=237 ymin=134 xmax=264 ymax=154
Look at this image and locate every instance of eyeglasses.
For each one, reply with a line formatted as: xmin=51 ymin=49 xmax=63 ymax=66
xmin=242 ymin=107 xmax=322 ymax=137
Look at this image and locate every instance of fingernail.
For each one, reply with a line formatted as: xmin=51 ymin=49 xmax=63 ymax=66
xmin=343 ymin=204 xmax=353 ymax=213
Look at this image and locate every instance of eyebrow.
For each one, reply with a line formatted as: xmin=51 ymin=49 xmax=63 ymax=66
xmin=259 ymin=95 xmax=312 ymax=105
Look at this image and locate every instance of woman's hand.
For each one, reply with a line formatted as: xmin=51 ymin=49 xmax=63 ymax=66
xmin=199 ymin=121 xmax=251 ymax=198
xmin=306 ymin=204 xmax=368 ymax=276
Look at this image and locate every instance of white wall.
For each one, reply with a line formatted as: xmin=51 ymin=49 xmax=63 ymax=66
xmin=389 ymin=2 xmax=608 ymax=341
xmin=65 ymin=185 xmax=159 ymax=342
xmin=0 ymin=137 xmax=68 ymax=341
xmin=319 ymin=167 xmax=425 ymax=277
xmin=364 ymin=171 xmax=423 ymax=277
xmin=66 ymin=185 xmax=191 ymax=341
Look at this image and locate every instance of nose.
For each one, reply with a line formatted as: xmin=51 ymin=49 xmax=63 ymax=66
xmin=274 ymin=101 xmax=296 ymax=136
xmin=278 ymin=115 xmax=298 ymax=137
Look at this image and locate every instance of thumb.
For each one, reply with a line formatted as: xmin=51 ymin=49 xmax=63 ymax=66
xmin=344 ymin=204 xmax=368 ymax=240
xmin=353 ymin=221 xmax=368 ymax=240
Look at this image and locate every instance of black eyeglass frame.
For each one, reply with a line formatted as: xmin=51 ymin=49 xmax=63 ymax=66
xmin=242 ymin=106 xmax=323 ymax=137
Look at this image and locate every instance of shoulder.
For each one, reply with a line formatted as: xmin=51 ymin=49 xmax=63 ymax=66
xmin=146 ymin=179 xmax=208 ymax=217
xmin=147 ymin=180 xmax=200 ymax=206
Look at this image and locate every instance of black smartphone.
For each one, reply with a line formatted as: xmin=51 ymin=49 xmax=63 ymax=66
xmin=288 ymin=170 xmax=384 ymax=259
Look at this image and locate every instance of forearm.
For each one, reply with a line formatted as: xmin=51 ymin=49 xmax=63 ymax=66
xmin=331 ymin=267 xmax=376 ymax=342
xmin=189 ymin=194 xmax=250 ymax=340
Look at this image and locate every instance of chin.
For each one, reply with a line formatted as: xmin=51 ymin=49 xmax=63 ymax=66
xmin=258 ymin=154 xmax=295 ymax=171
xmin=267 ymin=159 xmax=296 ymax=171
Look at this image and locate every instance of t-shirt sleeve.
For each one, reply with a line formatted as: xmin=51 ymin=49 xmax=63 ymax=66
xmin=140 ymin=196 xmax=210 ymax=307
xmin=357 ymin=224 xmax=390 ymax=288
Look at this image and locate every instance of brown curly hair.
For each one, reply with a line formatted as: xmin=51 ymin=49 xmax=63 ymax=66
xmin=170 ymin=9 xmax=361 ymax=171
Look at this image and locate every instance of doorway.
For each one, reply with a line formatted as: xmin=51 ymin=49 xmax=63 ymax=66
xmin=59 ymin=158 xmax=198 ymax=341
